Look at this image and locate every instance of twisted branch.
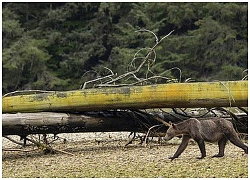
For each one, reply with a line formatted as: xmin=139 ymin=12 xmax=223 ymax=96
xmin=91 ymin=29 xmax=175 ymax=88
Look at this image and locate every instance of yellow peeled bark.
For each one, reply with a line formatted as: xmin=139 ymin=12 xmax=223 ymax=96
xmin=2 ymin=81 xmax=248 ymax=113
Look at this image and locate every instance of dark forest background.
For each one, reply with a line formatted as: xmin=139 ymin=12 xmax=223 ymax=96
xmin=2 ymin=2 xmax=248 ymax=94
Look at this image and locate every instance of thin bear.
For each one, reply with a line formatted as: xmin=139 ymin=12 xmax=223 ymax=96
xmin=164 ymin=118 xmax=248 ymax=160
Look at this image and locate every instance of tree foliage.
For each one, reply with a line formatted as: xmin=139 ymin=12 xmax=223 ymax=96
xmin=2 ymin=2 xmax=248 ymax=94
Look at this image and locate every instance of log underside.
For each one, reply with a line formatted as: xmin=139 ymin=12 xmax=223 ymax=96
xmin=2 ymin=110 xmax=247 ymax=136
xmin=2 ymin=111 xmax=168 ymax=136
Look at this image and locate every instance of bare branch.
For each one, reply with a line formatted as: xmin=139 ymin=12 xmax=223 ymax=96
xmin=158 ymin=30 xmax=175 ymax=44
xmin=81 ymin=29 xmax=175 ymax=89
xmin=242 ymin=69 xmax=248 ymax=80
xmin=81 ymin=67 xmax=116 ymax=89
xmin=184 ymin=78 xmax=194 ymax=83
xmin=159 ymin=67 xmax=182 ymax=83
xmin=26 ymin=136 xmax=74 ymax=156
xmin=3 ymin=90 xmax=55 ymax=98
xmin=2 ymin=148 xmax=38 ymax=152
xmin=3 ymin=136 xmax=31 ymax=146
xmin=143 ymin=124 xmax=164 ymax=147
xmin=154 ymin=117 xmax=171 ymax=127
xmin=135 ymin=29 xmax=159 ymax=43
xmin=217 ymin=81 xmax=236 ymax=107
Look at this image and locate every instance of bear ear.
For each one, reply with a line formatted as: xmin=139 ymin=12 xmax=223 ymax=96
xmin=172 ymin=123 xmax=177 ymax=129
xmin=169 ymin=121 xmax=177 ymax=129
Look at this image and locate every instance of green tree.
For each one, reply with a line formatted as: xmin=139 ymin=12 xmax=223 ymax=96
xmin=2 ymin=2 xmax=248 ymax=94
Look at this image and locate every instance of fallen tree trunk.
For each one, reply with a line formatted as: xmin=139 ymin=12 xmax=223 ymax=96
xmin=2 ymin=110 xmax=247 ymax=136
xmin=2 ymin=81 xmax=248 ymax=113
xmin=2 ymin=111 xmax=167 ymax=136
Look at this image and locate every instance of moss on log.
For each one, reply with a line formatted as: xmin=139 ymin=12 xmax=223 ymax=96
xmin=2 ymin=81 xmax=248 ymax=113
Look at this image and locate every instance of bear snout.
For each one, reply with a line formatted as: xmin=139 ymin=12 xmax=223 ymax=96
xmin=164 ymin=134 xmax=173 ymax=141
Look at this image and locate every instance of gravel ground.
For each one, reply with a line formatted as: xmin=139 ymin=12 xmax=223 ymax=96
xmin=2 ymin=132 xmax=248 ymax=178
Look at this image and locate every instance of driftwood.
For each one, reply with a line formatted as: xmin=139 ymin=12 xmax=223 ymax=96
xmin=2 ymin=109 xmax=247 ymax=136
xmin=2 ymin=81 xmax=248 ymax=113
xmin=2 ymin=111 xmax=167 ymax=136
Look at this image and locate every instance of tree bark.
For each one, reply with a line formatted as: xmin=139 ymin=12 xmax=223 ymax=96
xmin=2 ymin=81 xmax=248 ymax=113
xmin=2 ymin=110 xmax=247 ymax=136
xmin=2 ymin=111 xmax=168 ymax=136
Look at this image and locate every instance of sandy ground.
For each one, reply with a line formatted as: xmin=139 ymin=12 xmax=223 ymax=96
xmin=2 ymin=132 xmax=248 ymax=178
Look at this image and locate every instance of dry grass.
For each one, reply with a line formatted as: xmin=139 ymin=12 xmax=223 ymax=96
xmin=2 ymin=133 xmax=248 ymax=178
